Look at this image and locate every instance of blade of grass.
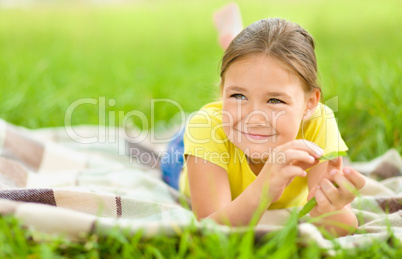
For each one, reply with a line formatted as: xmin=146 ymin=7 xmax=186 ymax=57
xmin=319 ymin=151 xmax=348 ymax=161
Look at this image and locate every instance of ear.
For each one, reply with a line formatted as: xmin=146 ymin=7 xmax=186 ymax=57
xmin=303 ymin=88 xmax=321 ymax=120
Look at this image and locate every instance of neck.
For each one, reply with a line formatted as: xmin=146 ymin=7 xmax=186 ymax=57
xmin=247 ymin=156 xmax=265 ymax=176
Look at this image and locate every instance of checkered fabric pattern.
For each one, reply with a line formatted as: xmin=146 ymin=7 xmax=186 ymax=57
xmin=1 ymin=119 xmax=402 ymax=249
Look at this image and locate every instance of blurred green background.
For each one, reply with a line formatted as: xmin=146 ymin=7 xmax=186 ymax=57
xmin=0 ymin=0 xmax=401 ymax=161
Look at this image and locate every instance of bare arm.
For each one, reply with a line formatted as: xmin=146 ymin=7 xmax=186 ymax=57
xmin=187 ymin=139 xmax=322 ymax=226
xmin=307 ymin=158 xmax=366 ymax=236
xmin=187 ymin=155 xmax=272 ymax=226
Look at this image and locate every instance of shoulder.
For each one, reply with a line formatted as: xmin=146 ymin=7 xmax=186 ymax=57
xmin=184 ymin=101 xmax=228 ymax=146
xmin=183 ymin=101 xmax=230 ymax=170
xmin=309 ymin=102 xmax=335 ymax=121
xmin=298 ymin=102 xmax=348 ymax=153
xmin=300 ymin=103 xmax=335 ymax=132
xmin=187 ymin=101 xmax=223 ymax=125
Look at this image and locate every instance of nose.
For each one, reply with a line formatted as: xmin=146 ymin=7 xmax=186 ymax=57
xmin=245 ymin=109 xmax=270 ymax=126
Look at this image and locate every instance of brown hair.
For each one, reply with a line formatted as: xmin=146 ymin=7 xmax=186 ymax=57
xmin=221 ymin=18 xmax=321 ymax=95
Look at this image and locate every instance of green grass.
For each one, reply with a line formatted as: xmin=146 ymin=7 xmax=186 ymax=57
xmin=0 ymin=0 xmax=400 ymax=160
xmin=2 ymin=212 xmax=402 ymax=258
xmin=0 ymin=0 xmax=401 ymax=257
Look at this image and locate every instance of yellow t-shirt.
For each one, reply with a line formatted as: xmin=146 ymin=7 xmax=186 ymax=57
xmin=179 ymin=101 xmax=348 ymax=209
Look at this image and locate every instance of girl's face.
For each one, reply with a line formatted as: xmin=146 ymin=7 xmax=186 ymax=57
xmin=221 ymin=54 xmax=319 ymax=163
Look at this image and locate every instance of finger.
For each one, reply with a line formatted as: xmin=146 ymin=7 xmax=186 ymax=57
xmin=282 ymin=139 xmax=324 ymax=159
xmin=279 ymin=165 xmax=307 ymax=188
xmin=328 ymin=156 xmax=343 ymax=169
xmin=283 ymin=150 xmax=320 ymax=172
xmin=284 ymin=149 xmax=317 ymax=166
xmin=308 ymin=185 xmax=318 ymax=200
xmin=294 ymin=157 xmax=320 ymax=172
xmin=342 ymin=167 xmax=366 ymax=190
xmin=327 ymin=164 xmax=345 ymax=182
xmin=320 ymin=178 xmax=343 ymax=207
xmin=315 ymin=187 xmax=333 ymax=212
xmin=326 ymin=157 xmax=343 ymax=181
xmin=284 ymin=165 xmax=307 ymax=179
xmin=333 ymin=173 xmax=356 ymax=195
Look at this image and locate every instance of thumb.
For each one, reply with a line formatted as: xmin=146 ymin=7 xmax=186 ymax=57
xmin=328 ymin=156 xmax=343 ymax=169
xmin=308 ymin=185 xmax=318 ymax=200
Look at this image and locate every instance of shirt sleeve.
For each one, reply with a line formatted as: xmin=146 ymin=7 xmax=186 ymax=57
xmin=299 ymin=103 xmax=348 ymax=155
xmin=183 ymin=110 xmax=229 ymax=171
xmin=183 ymin=111 xmax=230 ymax=171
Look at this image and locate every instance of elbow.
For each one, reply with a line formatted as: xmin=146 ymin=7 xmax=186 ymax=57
xmin=328 ymin=215 xmax=358 ymax=237
xmin=312 ymin=208 xmax=358 ymax=237
xmin=193 ymin=210 xmax=210 ymax=222
xmin=338 ymin=217 xmax=358 ymax=237
xmin=333 ymin=225 xmax=357 ymax=237
xmin=195 ymin=212 xmax=239 ymax=227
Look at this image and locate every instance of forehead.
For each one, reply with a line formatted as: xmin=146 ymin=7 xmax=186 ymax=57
xmin=222 ymin=54 xmax=305 ymax=94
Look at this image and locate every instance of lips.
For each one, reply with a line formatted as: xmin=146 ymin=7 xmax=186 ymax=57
xmin=241 ymin=131 xmax=275 ymax=140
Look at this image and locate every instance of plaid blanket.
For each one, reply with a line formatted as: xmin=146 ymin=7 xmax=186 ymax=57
xmin=1 ymin=119 xmax=401 ymax=250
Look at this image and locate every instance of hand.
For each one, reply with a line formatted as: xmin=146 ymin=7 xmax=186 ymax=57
xmin=307 ymin=156 xmax=344 ymax=200
xmin=259 ymin=139 xmax=323 ymax=202
xmin=311 ymin=165 xmax=366 ymax=215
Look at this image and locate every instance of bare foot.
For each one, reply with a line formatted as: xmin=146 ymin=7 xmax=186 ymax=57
xmin=213 ymin=3 xmax=243 ymax=50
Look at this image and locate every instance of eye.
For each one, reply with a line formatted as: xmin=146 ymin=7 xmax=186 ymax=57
xmin=268 ymin=98 xmax=284 ymax=104
xmin=230 ymin=93 xmax=247 ymax=100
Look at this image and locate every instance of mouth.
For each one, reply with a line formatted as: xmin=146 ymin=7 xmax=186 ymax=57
xmin=240 ymin=131 xmax=275 ymax=140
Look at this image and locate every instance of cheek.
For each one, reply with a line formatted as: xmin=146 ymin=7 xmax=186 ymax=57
xmin=222 ymin=108 xmax=235 ymax=139
xmin=275 ymin=110 xmax=304 ymax=135
xmin=222 ymin=102 xmax=248 ymax=144
xmin=222 ymin=100 xmax=241 ymax=124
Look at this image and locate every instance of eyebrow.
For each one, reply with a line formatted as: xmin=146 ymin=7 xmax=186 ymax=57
xmin=226 ymin=86 xmax=247 ymax=92
xmin=226 ymin=86 xmax=292 ymax=99
xmin=264 ymin=91 xmax=292 ymax=99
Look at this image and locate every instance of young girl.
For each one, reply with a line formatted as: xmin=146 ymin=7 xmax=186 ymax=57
xmin=162 ymin=7 xmax=366 ymax=237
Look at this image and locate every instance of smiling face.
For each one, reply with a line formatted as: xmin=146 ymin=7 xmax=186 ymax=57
xmin=221 ymin=54 xmax=319 ymax=163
